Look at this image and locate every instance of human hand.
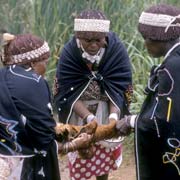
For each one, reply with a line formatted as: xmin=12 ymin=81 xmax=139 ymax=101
xmin=55 ymin=123 xmax=79 ymax=142
xmin=72 ymin=133 xmax=93 ymax=150
xmin=73 ymin=132 xmax=95 ymax=159
xmin=83 ymin=114 xmax=98 ymax=124
xmin=58 ymin=133 xmax=93 ymax=154
xmin=115 ymin=116 xmax=132 ymax=136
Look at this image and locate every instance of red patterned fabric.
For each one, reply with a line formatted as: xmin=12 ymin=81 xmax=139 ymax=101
xmin=68 ymin=144 xmax=122 ymax=180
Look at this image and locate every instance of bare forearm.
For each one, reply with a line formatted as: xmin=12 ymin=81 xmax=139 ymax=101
xmin=58 ymin=133 xmax=93 ymax=154
xmin=109 ymin=101 xmax=120 ymax=114
xmin=109 ymin=101 xmax=121 ymax=120
xmin=73 ymin=100 xmax=91 ymax=119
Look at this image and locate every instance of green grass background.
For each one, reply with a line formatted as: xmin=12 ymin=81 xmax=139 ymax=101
xmin=0 ymin=0 xmax=179 ymax=158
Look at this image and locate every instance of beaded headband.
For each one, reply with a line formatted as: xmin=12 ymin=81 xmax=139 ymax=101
xmin=139 ymin=12 xmax=180 ymax=32
xmin=74 ymin=18 xmax=110 ymax=32
xmin=11 ymin=41 xmax=50 ymax=64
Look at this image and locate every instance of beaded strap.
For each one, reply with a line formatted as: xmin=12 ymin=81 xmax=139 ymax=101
xmin=74 ymin=18 xmax=110 ymax=32
xmin=11 ymin=42 xmax=49 ymax=64
xmin=139 ymin=12 xmax=180 ymax=32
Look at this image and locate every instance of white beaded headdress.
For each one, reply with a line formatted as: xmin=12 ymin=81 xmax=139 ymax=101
xmin=74 ymin=18 xmax=110 ymax=32
xmin=139 ymin=12 xmax=180 ymax=32
xmin=138 ymin=4 xmax=180 ymax=41
xmin=1 ymin=33 xmax=50 ymax=65
xmin=12 ymin=42 xmax=49 ymax=64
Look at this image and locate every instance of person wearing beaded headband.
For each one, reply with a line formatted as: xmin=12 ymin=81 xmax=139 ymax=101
xmin=0 ymin=33 xmax=93 ymax=180
xmin=54 ymin=9 xmax=133 ymax=180
xmin=115 ymin=3 xmax=180 ymax=180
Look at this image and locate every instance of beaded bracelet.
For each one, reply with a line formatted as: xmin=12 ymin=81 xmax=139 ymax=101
xmin=61 ymin=140 xmax=78 ymax=154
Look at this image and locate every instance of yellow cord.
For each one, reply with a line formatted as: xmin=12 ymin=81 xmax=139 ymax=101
xmin=167 ymin=97 xmax=172 ymax=122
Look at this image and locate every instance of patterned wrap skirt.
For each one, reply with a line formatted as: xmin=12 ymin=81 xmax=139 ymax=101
xmin=69 ymin=100 xmax=123 ymax=179
xmin=68 ymin=143 xmax=122 ymax=180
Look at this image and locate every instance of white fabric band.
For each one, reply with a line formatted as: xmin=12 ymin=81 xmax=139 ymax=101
xmin=129 ymin=115 xmax=137 ymax=128
xmin=109 ymin=113 xmax=118 ymax=121
xmin=12 ymin=42 xmax=50 ymax=63
xmin=139 ymin=12 xmax=180 ymax=32
xmin=74 ymin=18 xmax=110 ymax=32
xmin=86 ymin=114 xmax=95 ymax=123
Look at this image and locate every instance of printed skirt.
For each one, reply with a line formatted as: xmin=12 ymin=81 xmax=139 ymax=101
xmin=68 ymin=143 xmax=122 ymax=180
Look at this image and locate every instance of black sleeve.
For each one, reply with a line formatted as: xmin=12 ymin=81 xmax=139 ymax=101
xmin=11 ymin=78 xmax=56 ymax=150
xmin=155 ymin=58 xmax=179 ymax=122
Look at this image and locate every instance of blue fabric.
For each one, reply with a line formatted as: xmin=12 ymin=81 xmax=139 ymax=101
xmin=54 ymin=32 xmax=132 ymax=123
xmin=0 ymin=66 xmax=56 ymax=155
xmin=0 ymin=66 xmax=60 ymax=180
xmin=136 ymin=44 xmax=180 ymax=180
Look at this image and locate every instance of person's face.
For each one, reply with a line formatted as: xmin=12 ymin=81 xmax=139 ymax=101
xmin=78 ymin=32 xmax=106 ymax=55
xmin=31 ymin=59 xmax=49 ymax=76
xmin=144 ymin=39 xmax=167 ymax=58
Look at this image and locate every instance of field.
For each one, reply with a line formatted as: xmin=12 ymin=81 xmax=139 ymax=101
xmin=0 ymin=0 xmax=179 ymax=113
xmin=0 ymin=1 xmax=179 ymax=179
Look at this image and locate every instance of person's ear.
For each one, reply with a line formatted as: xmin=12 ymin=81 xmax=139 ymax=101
xmin=30 ymin=61 xmax=36 ymax=69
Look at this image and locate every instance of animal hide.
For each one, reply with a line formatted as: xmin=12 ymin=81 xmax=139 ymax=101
xmin=55 ymin=119 xmax=118 ymax=143
xmin=55 ymin=119 xmax=119 ymax=158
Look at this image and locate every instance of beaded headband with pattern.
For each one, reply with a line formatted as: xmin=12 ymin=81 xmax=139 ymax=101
xmin=74 ymin=18 xmax=110 ymax=32
xmin=11 ymin=41 xmax=50 ymax=64
xmin=139 ymin=12 xmax=180 ymax=32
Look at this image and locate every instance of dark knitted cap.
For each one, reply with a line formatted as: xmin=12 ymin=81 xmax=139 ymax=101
xmin=77 ymin=9 xmax=108 ymax=20
xmin=138 ymin=4 xmax=180 ymax=41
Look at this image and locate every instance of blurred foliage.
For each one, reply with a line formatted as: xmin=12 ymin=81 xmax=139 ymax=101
xmin=0 ymin=0 xmax=179 ymax=114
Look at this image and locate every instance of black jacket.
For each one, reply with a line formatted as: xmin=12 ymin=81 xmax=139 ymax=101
xmin=0 ymin=65 xmax=60 ymax=180
xmin=54 ymin=32 xmax=132 ymax=123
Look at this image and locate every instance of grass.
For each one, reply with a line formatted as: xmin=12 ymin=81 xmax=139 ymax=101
xmin=0 ymin=0 xmax=179 ymax=112
xmin=0 ymin=2 xmax=179 ymax=178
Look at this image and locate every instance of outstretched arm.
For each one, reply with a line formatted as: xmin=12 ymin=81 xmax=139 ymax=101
xmin=58 ymin=133 xmax=92 ymax=154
